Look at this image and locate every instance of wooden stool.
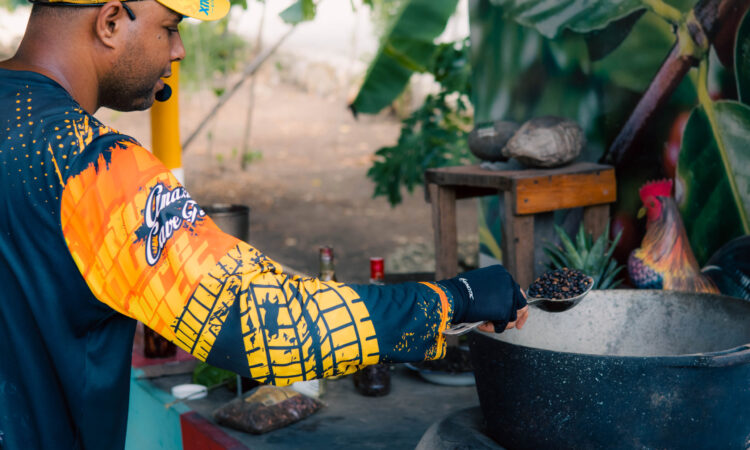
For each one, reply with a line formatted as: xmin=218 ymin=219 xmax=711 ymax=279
xmin=425 ymin=162 xmax=616 ymax=287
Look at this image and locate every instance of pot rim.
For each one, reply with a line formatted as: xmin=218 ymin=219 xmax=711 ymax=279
xmin=472 ymin=331 xmax=750 ymax=368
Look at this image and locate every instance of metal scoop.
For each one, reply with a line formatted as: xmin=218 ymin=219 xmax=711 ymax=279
xmin=442 ymin=276 xmax=594 ymax=336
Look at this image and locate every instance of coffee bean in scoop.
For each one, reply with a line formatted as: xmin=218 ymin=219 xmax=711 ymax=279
xmin=527 ymin=268 xmax=591 ymax=300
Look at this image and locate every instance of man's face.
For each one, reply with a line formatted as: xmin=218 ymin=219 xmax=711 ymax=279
xmin=100 ymin=1 xmax=185 ymax=111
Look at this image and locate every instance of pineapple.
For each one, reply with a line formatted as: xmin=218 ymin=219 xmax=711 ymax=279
xmin=543 ymin=223 xmax=624 ymax=290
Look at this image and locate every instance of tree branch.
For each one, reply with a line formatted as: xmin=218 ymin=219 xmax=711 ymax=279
xmin=602 ymin=0 xmax=745 ymax=167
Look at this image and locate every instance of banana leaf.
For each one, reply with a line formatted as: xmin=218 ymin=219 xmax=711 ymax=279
xmin=279 ymin=0 xmax=316 ymax=24
xmin=350 ymin=0 xmax=459 ymax=114
xmin=736 ymin=7 xmax=750 ymax=104
xmin=488 ymin=0 xmax=645 ymax=39
xmin=677 ymin=101 xmax=750 ymax=265
xmin=585 ymin=9 xmax=646 ymax=62
xmin=469 ymin=0 xmax=543 ymax=122
xmin=591 ymin=10 xmax=677 ymax=93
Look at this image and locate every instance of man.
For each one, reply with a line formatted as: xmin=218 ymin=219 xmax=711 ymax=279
xmin=0 ymin=0 xmax=529 ymax=448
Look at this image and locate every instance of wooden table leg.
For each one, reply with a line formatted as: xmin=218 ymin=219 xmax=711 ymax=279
xmin=429 ymin=183 xmax=458 ymax=280
xmin=583 ymin=204 xmax=610 ymax=242
xmin=501 ymin=191 xmax=535 ymax=289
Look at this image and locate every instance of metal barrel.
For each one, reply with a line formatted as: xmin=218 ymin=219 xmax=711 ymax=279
xmin=202 ymin=203 xmax=250 ymax=242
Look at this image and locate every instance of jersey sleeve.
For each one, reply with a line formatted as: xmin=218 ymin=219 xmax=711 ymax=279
xmin=59 ymin=139 xmax=456 ymax=385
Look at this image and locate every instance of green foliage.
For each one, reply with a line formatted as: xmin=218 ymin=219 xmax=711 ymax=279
xmin=367 ymin=40 xmax=473 ymax=205
xmin=0 ymin=0 xmax=26 ymax=10
xmin=350 ymin=0 xmax=459 ymax=114
xmin=192 ymin=361 xmax=235 ymax=387
xmin=677 ymin=101 xmax=750 ymax=264
xmin=178 ymin=18 xmax=249 ymax=91
xmin=736 ymin=7 xmax=750 ymax=104
xmin=242 ymin=149 xmax=263 ymax=165
xmin=488 ymin=0 xmax=645 ymax=39
xmin=280 ymin=0 xmax=316 ymax=24
xmin=363 ymin=0 xmax=406 ymax=41
xmin=590 ymin=10 xmax=678 ymax=92
xmin=544 ymin=224 xmax=625 ymax=289
xmin=675 ymin=8 xmax=750 ymax=265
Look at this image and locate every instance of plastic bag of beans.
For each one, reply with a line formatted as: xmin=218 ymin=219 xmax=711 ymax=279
xmin=213 ymin=385 xmax=323 ymax=434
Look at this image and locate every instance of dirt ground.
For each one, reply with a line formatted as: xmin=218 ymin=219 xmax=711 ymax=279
xmin=98 ymin=65 xmax=479 ymax=283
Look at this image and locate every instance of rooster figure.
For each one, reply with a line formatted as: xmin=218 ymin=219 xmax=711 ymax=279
xmin=627 ymin=180 xmax=719 ymax=294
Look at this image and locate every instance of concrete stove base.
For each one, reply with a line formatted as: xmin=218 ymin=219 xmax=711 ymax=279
xmin=416 ymin=407 xmax=506 ymax=450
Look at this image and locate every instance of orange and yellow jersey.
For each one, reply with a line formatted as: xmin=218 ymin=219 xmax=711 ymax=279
xmin=62 ymin=139 xmax=454 ymax=380
xmin=0 ymin=69 xmax=455 ymax=450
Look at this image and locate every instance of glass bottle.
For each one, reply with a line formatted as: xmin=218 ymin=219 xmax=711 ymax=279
xmin=352 ymin=257 xmax=391 ymax=397
xmin=143 ymin=324 xmax=177 ymax=358
xmin=292 ymin=246 xmax=338 ymax=397
xmin=319 ymin=246 xmax=337 ymax=282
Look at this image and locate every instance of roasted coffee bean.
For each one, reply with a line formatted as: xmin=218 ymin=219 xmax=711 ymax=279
xmin=528 ymin=268 xmax=591 ymax=299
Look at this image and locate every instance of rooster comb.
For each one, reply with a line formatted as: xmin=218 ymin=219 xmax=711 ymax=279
xmin=639 ymin=179 xmax=673 ymax=201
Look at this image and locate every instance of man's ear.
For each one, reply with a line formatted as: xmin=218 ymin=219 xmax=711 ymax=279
xmin=94 ymin=0 xmax=130 ymax=49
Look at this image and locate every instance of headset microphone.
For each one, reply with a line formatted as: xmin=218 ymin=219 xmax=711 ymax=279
xmin=155 ymin=83 xmax=172 ymax=102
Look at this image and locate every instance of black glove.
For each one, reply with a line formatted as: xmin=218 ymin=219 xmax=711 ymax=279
xmin=438 ymin=265 xmax=527 ymax=333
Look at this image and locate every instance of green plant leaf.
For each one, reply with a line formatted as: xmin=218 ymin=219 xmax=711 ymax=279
xmin=736 ymin=6 xmax=750 ymax=104
xmin=585 ymin=226 xmax=608 ymax=271
xmin=585 ymin=9 xmax=646 ymax=61
xmin=543 ymin=246 xmax=568 ymax=269
xmin=677 ymin=101 xmax=750 ymax=265
xmin=350 ymin=0 xmax=459 ymax=114
xmin=591 ymin=10 xmax=677 ymax=92
xmin=554 ymin=225 xmax=583 ymax=268
xmin=192 ymin=362 xmax=235 ymax=387
xmin=280 ymin=0 xmax=316 ymax=24
xmin=603 ymin=229 xmax=623 ymax=263
xmin=488 ymin=0 xmax=645 ymax=39
xmin=575 ymin=225 xmax=590 ymax=267
xmin=469 ymin=0 xmax=543 ymax=122
xmin=599 ymin=259 xmax=625 ymax=289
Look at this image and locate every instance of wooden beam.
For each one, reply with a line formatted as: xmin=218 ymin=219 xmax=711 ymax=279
xmin=513 ymin=169 xmax=615 ymax=215
xmin=429 ymin=184 xmax=458 ymax=280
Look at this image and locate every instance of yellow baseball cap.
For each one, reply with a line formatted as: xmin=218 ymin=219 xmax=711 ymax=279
xmin=29 ymin=0 xmax=230 ymax=21
xmin=155 ymin=0 xmax=229 ymax=21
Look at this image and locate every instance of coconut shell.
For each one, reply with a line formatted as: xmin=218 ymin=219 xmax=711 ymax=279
xmin=503 ymin=116 xmax=584 ymax=168
xmin=468 ymin=120 xmax=519 ymax=162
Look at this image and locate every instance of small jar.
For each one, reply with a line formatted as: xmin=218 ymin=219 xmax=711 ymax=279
xmin=353 ymin=364 xmax=391 ymax=397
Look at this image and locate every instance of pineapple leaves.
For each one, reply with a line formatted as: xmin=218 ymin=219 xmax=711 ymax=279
xmin=555 ymin=225 xmax=584 ymax=269
xmin=545 ymin=223 xmax=624 ymax=289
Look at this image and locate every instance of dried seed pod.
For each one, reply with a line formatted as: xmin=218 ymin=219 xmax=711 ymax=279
xmin=467 ymin=120 xmax=520 ymax=162
xmin=502 ymin=116 xmax=585 ymax=168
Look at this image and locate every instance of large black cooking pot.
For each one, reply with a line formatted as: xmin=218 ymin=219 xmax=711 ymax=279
xmin=468 ymin=290 xmax=750 ymax=449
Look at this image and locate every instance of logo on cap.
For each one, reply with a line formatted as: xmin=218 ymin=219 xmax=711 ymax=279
xmin=199 ymin=0 xmax=210 ymax=15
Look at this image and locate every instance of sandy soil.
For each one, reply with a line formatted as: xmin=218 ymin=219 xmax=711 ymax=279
xmin=98 ymin=67 xmax=479 ymax=284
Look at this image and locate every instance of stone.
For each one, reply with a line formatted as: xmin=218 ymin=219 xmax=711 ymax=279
xmin=468 ymin=120 xmax=520 ymax=162
xmin=503 ymin=116 xmax=585 ymax=168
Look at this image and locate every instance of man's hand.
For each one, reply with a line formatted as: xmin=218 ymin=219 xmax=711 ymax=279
xmin=439 ymin=265 xmax=529 ymax=334
xmin=478 ymin=305 xmax=529 ymax=333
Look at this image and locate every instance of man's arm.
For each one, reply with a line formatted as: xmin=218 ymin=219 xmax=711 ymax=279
xmin=60 ymin=139 xmax=525 ymax=384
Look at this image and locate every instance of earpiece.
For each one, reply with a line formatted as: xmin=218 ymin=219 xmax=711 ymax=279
xmin=155 ymin=84 xmax=172 ymax=102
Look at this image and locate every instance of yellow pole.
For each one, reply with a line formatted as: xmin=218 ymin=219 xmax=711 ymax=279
xmin=150 ymin=61 xmax=184 ymax=184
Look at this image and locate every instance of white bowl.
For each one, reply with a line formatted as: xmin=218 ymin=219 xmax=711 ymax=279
xmin=171 ymin=383 xmax=207 ymax=400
